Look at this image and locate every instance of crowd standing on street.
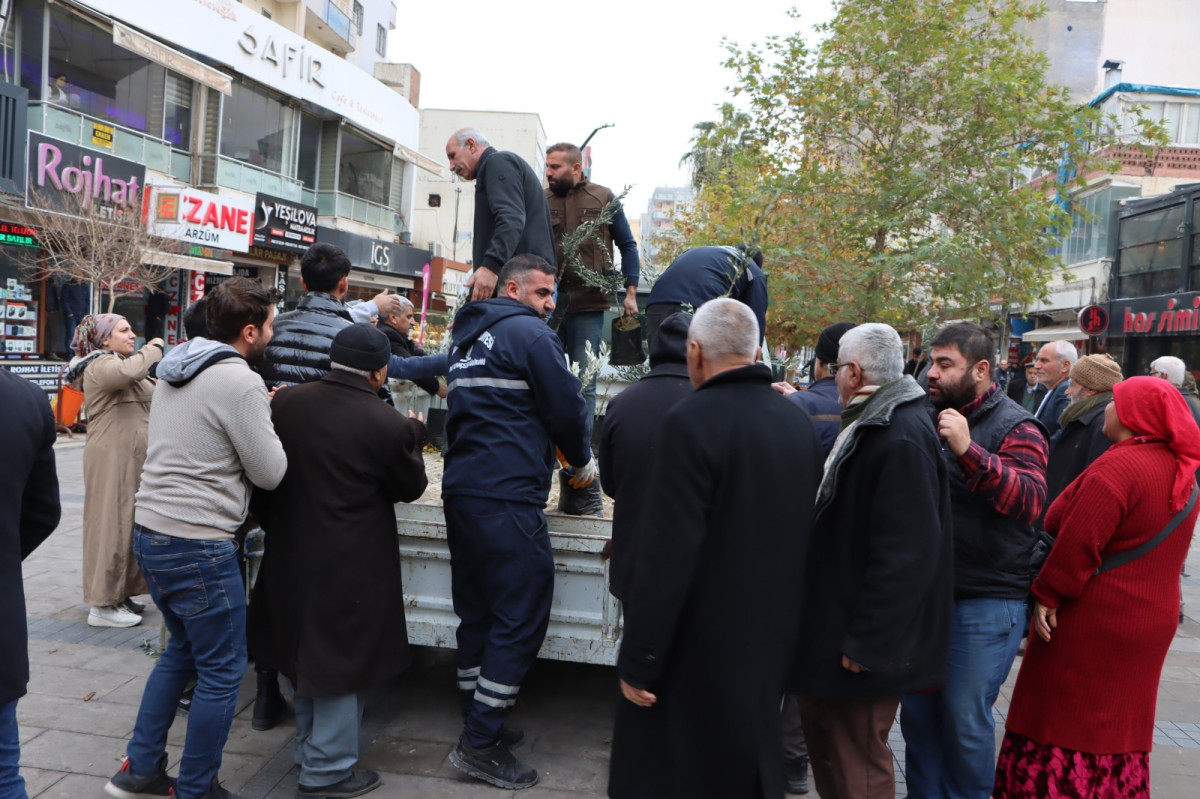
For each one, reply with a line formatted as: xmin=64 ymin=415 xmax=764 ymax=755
xmin=8 ymin=123 xmax=1200 ymax=799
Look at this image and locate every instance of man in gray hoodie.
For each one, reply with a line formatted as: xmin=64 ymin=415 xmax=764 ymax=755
xmin=106 ymin=278 xmax=288 ymax=799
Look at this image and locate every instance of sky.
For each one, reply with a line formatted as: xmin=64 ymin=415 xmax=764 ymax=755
xmin=389 ymin=0 xmax=836 ymax=217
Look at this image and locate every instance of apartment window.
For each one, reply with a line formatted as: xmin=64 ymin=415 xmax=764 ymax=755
xmin=339 ymin=127 xmax=390 ymax=204
xmin=45 ymin=6 xmax=164 ymax=133
xmin=353 ymin=2 xmax=364 ymax=35
xmin=164 ymin=73 xmax=193 ymax=149
xmin=297 ymin=112 xmax=322 ymax=190
xmin=220 ymin=81 xmax=295 ymax=175
xmin=1117 ymin=203 xmax=1186 ymax=296
xmin=376 ymin=24 xmax=386 ymax=57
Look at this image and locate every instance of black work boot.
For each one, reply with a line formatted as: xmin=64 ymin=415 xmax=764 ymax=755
xmin=251 ymin=668 xmax=285 ymax=731
xmin=785 ymin=755 xmax=810 ymax=795
xmin=449 ymin=733 xmax=538 ymax=790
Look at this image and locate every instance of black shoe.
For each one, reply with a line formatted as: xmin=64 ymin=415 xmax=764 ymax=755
xmin=785 ymin=755 xmax=809 ymax=795
xmin=252 ymin=670 xmax=286 ymax=731
xmin=499 ymin=725 xmax=525 ymax=751
xmin=177 ymin=684 xmax=195 ymax=716
xmin=123 ymin=597 xmax=147 ymax=614
xmin=296 ymin=770 xmax=380 ymax=798
xmin=197 ymin=780 xmax=241 ymax=798
xmin=104 ymin=755 xmax=174 ymax=798
xmin=449 ymin=734 xmax=538 ymax=790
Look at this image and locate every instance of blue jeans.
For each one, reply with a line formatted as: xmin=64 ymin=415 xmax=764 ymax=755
xmin=558 ymin=311 xmax=605 ymax=440
xmin=291 ymin=689 xmax=364 ymax=788
xmin=0 ymin=698 xmax=24 ymax=799
xmin=126 ymin=526 xmax=248 ymax=799
xmin=900 ymin=597 xmax=1026 ymax=799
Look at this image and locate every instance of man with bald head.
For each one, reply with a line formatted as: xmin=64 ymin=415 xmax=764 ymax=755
xmin=609 ymin=298 xmax=822 ymax=798
xmin=446 ymin=127 xmax=556 ymax=301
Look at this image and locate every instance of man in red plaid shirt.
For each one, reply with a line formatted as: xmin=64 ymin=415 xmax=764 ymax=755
xmin=900 ymin=321 xmax=1049 ymax=799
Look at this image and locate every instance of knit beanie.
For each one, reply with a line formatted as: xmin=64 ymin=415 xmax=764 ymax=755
xmin=330 ymin=324 xmax=390 ymax=371
xmin=1070 ymin=353 xmax=1122 ymax=392
xmin=815 ymin=322 xmax=856 ymax=365
xmin=649 ymin=312 xmax=691 ymax=367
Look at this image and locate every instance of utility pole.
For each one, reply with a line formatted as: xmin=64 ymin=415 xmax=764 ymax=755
xmin=452 ymin=185 xmax=462 ymax=262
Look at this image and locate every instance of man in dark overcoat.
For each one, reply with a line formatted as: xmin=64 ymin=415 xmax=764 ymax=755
xmin=598 ymin=312 xmax=693 ymax=603
xmin=790 ymin=323 xmax=953 ymax=799
xmin=0 ymin=369 xmax=60 ymax=796
xmin=609 ymin=298 xmax=822 ymax=799
xmin=249 ymin=324 xmax=427 ymax=799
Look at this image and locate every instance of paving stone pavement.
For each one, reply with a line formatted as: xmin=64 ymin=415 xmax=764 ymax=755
xmin=16 ymin=436 xmax=1200 ymax=797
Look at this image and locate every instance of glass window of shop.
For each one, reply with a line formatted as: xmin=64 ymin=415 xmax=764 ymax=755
xmin=7 ymin=0 xmax=44 ymax=100
xmin=339 ymin=128 xmax=390 ymax=205
xmin=1190 ymin=199 xmax=1200 ymax=293
xmin=221 ymin=81 xmax=295 ymax=175
xmin=1116 ymin=203 xmax=1187 ymax=297
xmin=0 ymin=246 xmax=46 ymax=358
xmin=1060 ymin=186 xmax=1141 ymax=266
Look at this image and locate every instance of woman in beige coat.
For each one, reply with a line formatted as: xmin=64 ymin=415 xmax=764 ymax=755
xmin=65 ymin=313 xmax=163 ymax=628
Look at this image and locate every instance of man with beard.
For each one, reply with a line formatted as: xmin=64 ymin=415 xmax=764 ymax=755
xmin=545 ymin=142 xmax=639 ymax=402
xmin=441 ymin=254 xmax=594 ymax=790
xmin=108 ymin=278 xmax=287 ymax=799
xmin=900 ymin=322 xmax=1048 ymax=799
xmin=446 ymin=128 xmax=556 ymax=301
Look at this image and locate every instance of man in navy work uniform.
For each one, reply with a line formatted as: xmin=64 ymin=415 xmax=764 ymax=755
xmin=442 ymin=254 xmax=595 ymax=790
xmin=644 ymin=244 xmax=768 ymax=349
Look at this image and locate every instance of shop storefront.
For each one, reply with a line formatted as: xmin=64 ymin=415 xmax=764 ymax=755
xmin=302 ymin=226 xmax=430 ymax=310
xmin=1102 ymin=184 xmax=1200 ymax=377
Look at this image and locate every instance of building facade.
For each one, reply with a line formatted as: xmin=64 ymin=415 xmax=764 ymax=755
xmin=0 ymin=0 xmax=439 ymax=389
xmin=638 ymin=185 xmax=692 ymax=269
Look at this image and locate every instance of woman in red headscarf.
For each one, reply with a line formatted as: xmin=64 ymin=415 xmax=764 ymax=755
xmin=65 ymin=313 xmax=163 ymax=629
xmin=994 ymin=376 xmax=1200 ymax=798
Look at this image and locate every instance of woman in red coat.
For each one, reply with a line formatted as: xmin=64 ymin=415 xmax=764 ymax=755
xmin=994 ymin=376 xmax=1200 ymax=798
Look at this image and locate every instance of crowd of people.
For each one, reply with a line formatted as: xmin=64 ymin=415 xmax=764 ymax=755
xmin=1 ymin=124 xmax=1199 ymax=799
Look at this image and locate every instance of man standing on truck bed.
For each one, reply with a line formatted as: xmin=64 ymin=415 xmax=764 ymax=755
xmin=446 ymin=127 xmax=556 ymax=302
xmin=441 ymin=254 xmax=595 ymax=790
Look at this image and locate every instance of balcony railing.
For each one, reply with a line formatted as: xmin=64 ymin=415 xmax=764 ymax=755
xmin=195 ymin=154 xmax=304 ymax=201
xmin=315 ymin=190 xmax=399 ymax=231
xmin=27 ymin=102 xmax=190 ymax=181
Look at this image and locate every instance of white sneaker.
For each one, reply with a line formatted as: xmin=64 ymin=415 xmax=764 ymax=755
xmin=88 ymin=604 xmax=142 ymax=628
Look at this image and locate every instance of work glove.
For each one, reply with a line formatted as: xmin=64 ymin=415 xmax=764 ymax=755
xmin=568 ymin=457 xmax=598 ymax=489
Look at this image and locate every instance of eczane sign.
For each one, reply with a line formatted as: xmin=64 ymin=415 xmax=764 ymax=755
xmin=146 ymin=185 xmax=254 ymax=253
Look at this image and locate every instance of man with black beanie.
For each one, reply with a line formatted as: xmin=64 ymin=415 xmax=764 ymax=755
xmin=249 ymin=324 xmax=427 ymax=799
xmin=773 ymin=322 xmax=856 ymax=456
xmin=599 ymin=312 xmax=694 ymax=603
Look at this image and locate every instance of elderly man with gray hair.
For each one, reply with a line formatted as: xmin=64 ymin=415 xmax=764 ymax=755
xmin=1033 ymin=339 xmax=1079 ymax=439
xmin=790 ymin=323 xmax=953 ymax=799
xmin=609 ymin=298 xmax=822 ymax=798
xmin=445 ymin=127 xmax=556 ymax=301
xmin=1150 ymin=355 xmax=1200 ymax=430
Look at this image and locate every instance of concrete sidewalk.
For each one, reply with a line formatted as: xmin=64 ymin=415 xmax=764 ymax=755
xmin=16 ymin=436 xmax=1200 ymax=797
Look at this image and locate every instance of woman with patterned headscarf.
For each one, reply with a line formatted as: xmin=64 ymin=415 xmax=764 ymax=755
xmin=65 ymin=313 xmax=164 ymax=628
xmin=995 ymin=376 xmax=1200 ymax=798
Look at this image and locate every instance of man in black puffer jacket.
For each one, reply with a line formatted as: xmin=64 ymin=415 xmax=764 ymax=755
xmin=261 ymin=243 xmax=445 ymax=388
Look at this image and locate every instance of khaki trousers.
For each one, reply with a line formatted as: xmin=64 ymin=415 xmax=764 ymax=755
xmin=796 ymin=693 xmax=900 ymax=799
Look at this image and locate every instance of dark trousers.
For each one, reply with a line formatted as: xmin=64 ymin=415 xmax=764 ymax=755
xmin=797 ymin=694 xmax=901 ymax=799
xmin=444 ymin=496 xmax=554 ymax=749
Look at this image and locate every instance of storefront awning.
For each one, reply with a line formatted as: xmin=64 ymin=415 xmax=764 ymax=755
xmin=1022 ymin=324 xmax=1085 ymax=342
xmin=113 ymin=23 xmax=232 ymax=94
xmin=348 ymin=269 xmax=414 ymax=290
xmin=395 ymin=144 xmax=445 ymax=177
xmin=142 ymin=248 xmax=233 ymax=275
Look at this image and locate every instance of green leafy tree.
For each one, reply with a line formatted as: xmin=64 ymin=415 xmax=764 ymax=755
xmin=676 ymin=0 xmax=1163 ymax=349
